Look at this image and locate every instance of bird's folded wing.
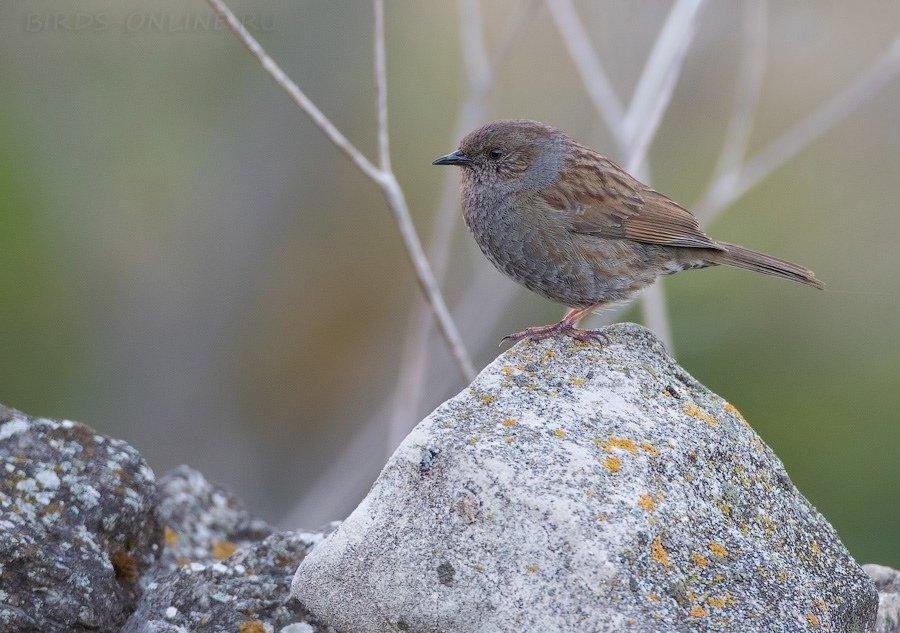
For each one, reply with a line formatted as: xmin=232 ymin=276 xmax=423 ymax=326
xmin=540 ymin=151 xmax=723 ymax=251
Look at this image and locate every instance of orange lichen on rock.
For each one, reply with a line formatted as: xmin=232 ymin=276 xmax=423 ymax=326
xmin=806 ymin=612 xmax=821 ymax=628
xmin=638 ymin=494 xmax=656 ymax=511
xmin=708 ymin=542 xmax=728 ymax=558
xmin=689 ymin=605 xmax=707 ymax=618
xmin=648 ymin=592 xmax=660 ymax=603
xmin=683 ymin=403 xmax=718 ymax=426
xmin=212 ymin=540 xmax=237 ymax=560
xmin=723 ymin=402 xmax=749 ymax=425
xmin=480 ymin=394 xmax=495 ymax=405
xmin=238 ymin=622 xmax=267 ymax=633
xmin=501 ymin=366 xmax=514 ymax=376
xmin=603 ymin=456 xmax=621 ymax=473
xmin=553 ymin=428 xmax=566 ymax=439
xmin=570 ymin=377 xmax=586 ymax=386
xmin=651 ymin=535 xmax=670 ymax=567
xmin=164 ymin=526 xmax=179 ymax=546
xmin=691 ymin=552 xmax=709 ymax=568
xmin=810 ymin=540 xmax=822 ymax=556
xmin=640 ymin=442 xmax=660 ymax=457
xmin=526 ymin=563 xmax=539 ymax=573
xmin=707 ymin=594 xmax=730 ymax=609
xmin=595 ymin=436 xmax=638 ymax=454
xmin=501 ymin=418 xmax=517 ymax=427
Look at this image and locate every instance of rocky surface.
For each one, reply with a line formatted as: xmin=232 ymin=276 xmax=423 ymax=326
xmin=0 ymin=405 xmax=161 ymax=632
xmin=292 ymin=323 xmax=879 ymax=632
xmin=0 ymin=405 xmax=332 ymax=633
xmin=123 ymin=530 xmax=331 ymax=633
xmin=864 ymin=564 xmax=900 ymax=633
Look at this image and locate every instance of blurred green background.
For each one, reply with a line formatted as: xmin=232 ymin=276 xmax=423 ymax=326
xmin=0 ymin=1 xmax=897 ymax=566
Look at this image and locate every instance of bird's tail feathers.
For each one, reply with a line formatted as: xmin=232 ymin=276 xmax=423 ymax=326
xmin=710 ymin=241 xmax=824 ymax=289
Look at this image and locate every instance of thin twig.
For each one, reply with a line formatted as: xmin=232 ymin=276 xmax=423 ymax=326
xmin=387 ymin=0 xmax=543 ymax=450
xmin=547 ymin=0 xmax=625 ymax=139
xmin=698 ymin=33 xmax=900 ymax=222
xmin=620 ymin=0 xmax=706 ymax=147
xmin=373 ymin=0 xmax=391 ymax=172
xmin=205 ymin=0 xmax=476 ymax=381
xmin=707 ymin=0 xmax=768 ymax=188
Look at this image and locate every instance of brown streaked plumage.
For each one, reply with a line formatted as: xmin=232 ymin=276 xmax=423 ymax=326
xmin=432 ymin=119 xmax=822 ymax=343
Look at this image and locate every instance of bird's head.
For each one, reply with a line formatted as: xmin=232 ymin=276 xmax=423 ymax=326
xmin=432 ymin=119 xmax=569 ymax=193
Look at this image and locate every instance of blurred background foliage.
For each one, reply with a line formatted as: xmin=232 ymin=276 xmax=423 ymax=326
xmin=0 ymin=1 xmax=897 ymax=566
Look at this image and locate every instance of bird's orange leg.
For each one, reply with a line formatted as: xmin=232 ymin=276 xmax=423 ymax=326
xmin=500 ymin=305 xmax=607 ymax=345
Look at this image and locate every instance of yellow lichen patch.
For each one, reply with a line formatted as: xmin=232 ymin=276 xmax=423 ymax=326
xmin=810 ymin=540 xmax=822 ymax=556
xmin=708 ymin=542 xmax=728 ymax=558
xmin=713 ymin=573 xmax=724 ymax=582
xmin=238 ymin=622 xmax=267 ymax=633
xmin=570 ymin=376 xmax=586 ymax=386
xmin=480 ymin=394 xmax=495 ymax=405
xmin=648 ymin=592 xmax=660 ymax=603
xmin=212 ymin=540 xmax=237 ymax=560
xmin=526 ymin=563 xmax=539 ymax=573
xmin=501 ymin=365 xmax=514 ymax=376
xmin=686 ymin=590 xmax=697 ymax=602
xmin=164 ymin=526 xmax=179 ymax=546
xmin=504 ymin=436 xmax=515 ymax=444
xmin=651 ymin=535 xmax=670 ymax=567
xmin=707 ymin=594 xmax=730 ymax=609
xmin=638 ymin=494 xmax=656 ymax=511
xmin=778 ymin=570 xmax=787 ymax=583
xmin=585 ymin=488 xmax=595 ymax=497
xmin=806 ymin=612 xmax=821 ymax=628
xmin=468 ymin=436 xmax=481 ymax=445
xmin=689 ymin=605 xmax=707 ymax=618
xmin=603 ymin=456 xmax=621 ymax=473
xmin=596 ymin=436 xmax=638 ymax=454
xmin=719 ymin=502 xmax=732 ymax=516
xmin=501 ymin=418 xmax=517 ymax=427
xmin=596 ymin=513 xmax=609 ymax=522
xmin=683 ymin=403 xmax=718 ymax=426
xmin=723 ymin=402 xmax=749 ymax=426
xmin=553 ymin=428 xmax=566 ymax=439
xmin=641 ymin=442 xmax=660 ymax=457
xmin=691 ymin=552 xmax=709 ymax=568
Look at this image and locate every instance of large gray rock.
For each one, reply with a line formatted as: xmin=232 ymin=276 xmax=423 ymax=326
xmin=292 ymin=323 xmax=878 ymax=632
xmin=0 ymin=405 xmax=161 ymax=632
xmin=864 ymin=564 xmax=900 ymax=633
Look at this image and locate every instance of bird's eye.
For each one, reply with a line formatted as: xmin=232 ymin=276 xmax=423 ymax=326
xmin=488 ymin=148 xmax=503 ymax=160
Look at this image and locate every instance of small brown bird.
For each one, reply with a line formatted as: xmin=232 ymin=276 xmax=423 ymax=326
xmin=433 ymin=119 xmax=822 ymax=342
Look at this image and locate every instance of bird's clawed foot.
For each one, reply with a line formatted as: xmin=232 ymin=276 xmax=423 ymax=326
xmin=500 ymin=321 xmax=608 ymax=346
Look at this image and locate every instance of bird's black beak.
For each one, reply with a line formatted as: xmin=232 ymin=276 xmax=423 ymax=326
xmin=432 ymin=149 xmax=471 ymax=166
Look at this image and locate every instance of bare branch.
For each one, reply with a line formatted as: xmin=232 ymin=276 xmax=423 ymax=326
xmin=206 ymin=0 xmax=381 ymax=181
xmin=373 ymin=0 xmax=391 ymax=171
xmin=386 ymin=1 xmax=544 ymax=450
xmin=547 ymin=0 xmax=625 ymax=139
xmin=698 ymin=33 xmax=900 ymax=222
xmin=708 ymin=0 xmax=768 ymax=187
xmin=621 ymin=0 xmax=706 ymax=147
xmin=206 ymin=0 xmax=476 ymax=381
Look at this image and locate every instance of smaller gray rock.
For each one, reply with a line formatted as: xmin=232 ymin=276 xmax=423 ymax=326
xmin=124 ymin=531 xmax=334 ymax=633
xmin=864 ymin=564 xmax=900 ymax=633
xmin=152 ymin=465 xmax=271 ymax=575
xmin=0 ymin=405 xmax=161 ymax=632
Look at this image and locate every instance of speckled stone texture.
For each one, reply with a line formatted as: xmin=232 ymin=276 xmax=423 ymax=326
xmin=123 ymin=531 xmax=333 ymax=633
xmin=864 ymin=564 xmax=900 ymax=633
xmin=0 ymin=405 xmax=161 ymax=632
xmin=292 ymin=323 xmax=878 ymax=632
xmin=151 ymin=465 xmax=273 ymax=577
xmin=127 ymin=465 xmax=336 ymax=632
